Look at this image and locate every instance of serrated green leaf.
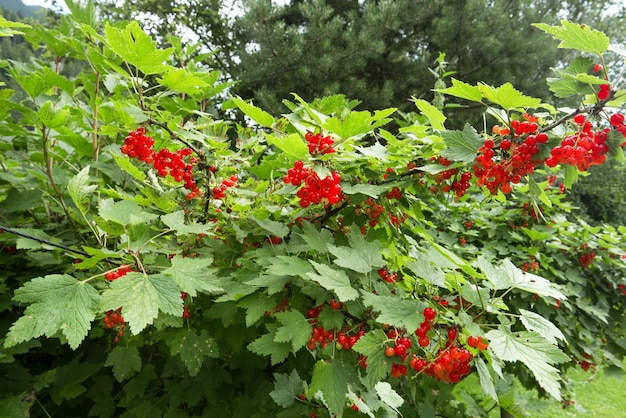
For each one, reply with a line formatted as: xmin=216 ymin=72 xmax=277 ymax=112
xmin=37 ymin=101 xmax=70 ymax=128
xmin=111 ymin=152 xmax=147 ymax=182
xmin=270 ymin=370 xmax=304 ymax=408
xmin=328 ymin=228 xmax=386 ymax=274
xmin=547 ymin=77 xmax=586 ymax=98
xmin=163 ymin=255 xmax=222 ymax=297
xmin=308 ymin=360 xmax=356 ymax=415
xmin=533 ymin=20 xmax=609 ymax=55
xmin=231 ymin=95 xmax=274 ymax=127
xmin=169 ymin=329 xmax=219 ymax=377
xmin=480 ymin=258 xmax=566 ymax=299
xmin=264 ymin=133 xmax=308 ymax=159
xmin=485 ymin=330 xmax=569 ymax=400
xmin=563 ymin=165 xmax=579 ymax=189
xmin=105 ymin=346 xmax=141 ymax=382
xmin=374 ymin=382 xmax=403 ymax=412
xmin=0 ymin=16 xmax=31 ymax=37
xmin=440 ymin=123 xmax=483 ymax=163
xmin=296 ymin=222 xmax=333 ymax=253
xmin=519 ymin=309 xmax=565 ymax=344
xmin=104 ymin=21 xmax=174 ymax=75
xmin=161 ymin=210 xmax=213 ymax=235
xmin=323 ymin=108 xmax=395 ymax=139
xmin=0 ymin=188 xmax=43 ymax=213
xmin=5 ymin=275 xmax=99 ymax=349
xmin=68 ymin=166 xmax=96 ymax=216
xmin=478 ymin=82 xmax=541 ymax=110
xmin=352 ymin=329 xmax=391 ymax=386
xmin=437 ymin=78 xmax=483 ymax=102
xmin=307 ymin=261 xmax=358 ymax=301
xmin=266 ymin=255 xmax=314 ymax=278
xmin=529 ymin=177 xmax=552 ymax=208
xmin=475 ymin=357 xmax=498 ymax=402
xmin=274 ymin=309 xmax=312 ymax=351
xmin=317 ymin=306 xmax=346 ymax=330
xmin=99 ymin=198 xmax=158 ymax=226
xmin=253 ymin=216 xmax=290 ymax=238
xmin=414 ymin=98 xmax=446 ymax=130
xmin=407 ymin=259 xmax=446 ymax=287
xmin=247 ymin=325 xmax=292 ymax=365
xmin=158 ymin=69 xmax=208 ymax=94
xmin=361 ymin=293 xmax=426 ymax=332
xmin=354 ymin=142 xmax=389 ymax=160
xmin=238 ymin=293 xmax=278 ymax=327
xmin=340 ymin=183 xmax=389 ymax=198
xmin=100 ymin=272 xmax=182 ymax=334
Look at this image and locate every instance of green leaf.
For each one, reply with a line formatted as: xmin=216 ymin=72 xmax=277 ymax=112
xmin=440 ymin=123 xmax=483 ymax=163
xmin=231 ymin=95 xmax=274 ymax=127
xmin=169 ymin=329 xmax=219 ymax=377
xmin=340 ymin=183 xmax=390 ymax=198
xmin=307 ymin=261 xmax=359 ymax=302
xmin=328 ymin=228 xmax=386 ymax=274
xmin=354 ymin=142 xmax=389 ymax=160
xmin=414 ymin=98 xmax=446 ymax=130
xmin=0 ymin=188 xmax=43 ymax=213
xmin=478 ymin=82 xmax=541 ymax=110
xmin=323 ymin=108 xmax=396 ymax=139
xmin=161 ymin=210 xmax=213 ymax=235
xmin=547 ymin=77 xmax=585 ymax=98
xmin=68 ymin=166 xmax=96 ymax=216
xmin=253 ymin=216 xmax=290 ymax=238
xmin=486 ymin=330 xmax=569 ymax=400
xmin=100 ymin=273 xmax=182 ymax=334
xmin=475 ymin=357 xmax=498 ymax=402
xmin=104 ymin=21 xmax=174 ymax=75
xmin=163 ymin=255 xmax=222 ymax=297
xmin=352 ymin=329 xmax=391 ymax=386
xmin=158 ymin=69 xmax=208 ymax=95
xmin=105 ymin=346 xmax=141 ymax=382
xmin=111 ymin=152 xmax=147 ymax=182
xmin=5 ymin=275 xmax=99 ymax=349
xmin=533 ymin=20 xmax=609 ymax=55
xmin=0 ymin=16 xmax=31 ymax=37
xmin=247 ymin=325 xmax=292 ymax=365
xmin=519 ymin=309 xmax=565 ymax=344
xmin=563 ymin=165 xmax=579 ymax=189
xmin=361 ymin=293 xmax=426 ymax=332
xmin=407 ymin=259 xmax=446 ymax=287
xmin=317 ymin=306 xmax=346 ymax=330
xmin=374 ymin=382 xmax=404 ymax=413
xmin=295 ymin=222 xmax=333 ymax=253
xmin=529 ymin=177 xmax=552 ymax=208
xmin=99 ymin=198 xmax=158 ymax=226
xmin=437 ymin=78 xmax=483 ymax=102
xmin=308 ymin=360 xmax=356 ymax=415
xmin=265 ymin=133 xmax=308 ymax=160
xmin=266 ymin=255 xmax=314 ymax=278
xmin=238 ymin=293 xmax=278 ymax=327
xmin=274 ymin=309 xmax=312 ymax=351
xmin=270 ymin=370 xmax=304 ymax=408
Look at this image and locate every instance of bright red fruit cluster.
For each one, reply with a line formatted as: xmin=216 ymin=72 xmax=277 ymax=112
xmin=305 ymin=132 xmax=335 ymax=155
xmin=121 ymin=128 xmax=200 ymax=200
xmin=213 ymin=175 xmax=238 ymax=199
xmin=415 ymin=307 xmax=436 ymax=347
xmin=104 ymin=265 xmax=133 ymax=281
xmin=103 ymin=307 xmax=125 ymax=343
xmin=413 ymin=345 xmax=474 ymax=383
xmin=377 ymin=268 xmax=398 ymax=283
xmin=283 ymin=160 xmax=343 ymax=208
xmin=578 ymin=244 xmax=596 ymax=268
xmin=545 ymin=115 xmax=609 ymax=170
xmin=467 ymin=335 xmax=489 ymax=351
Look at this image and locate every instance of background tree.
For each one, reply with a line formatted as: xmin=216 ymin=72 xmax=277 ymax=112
xmin=96 ymin=0 xmax=625 ymax=119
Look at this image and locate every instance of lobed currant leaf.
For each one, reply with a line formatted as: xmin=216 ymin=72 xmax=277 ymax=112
xmin=533 ymin=20 xmax=609 ymax=55
xmin=105 ymin=346 xmax=141 ymax=382
xmin=270 ymin=370 xmax=305 ymax=408
xmin=307 ymin=261 xmax=358 ymax=302
xmin=361 ymin=293 xmax=427 ymax=332
xmin=5 ymin=275 xmax=99 ymax=350
xmin=273 ymin=309 xmax=312 ymax=351
xmin=168 ymin=329 xmax=219 ymax=377
xmin=163 ymin=255 xmax=223 ymax=297
xmin=308 ymin=360 xmax=357 ymax=416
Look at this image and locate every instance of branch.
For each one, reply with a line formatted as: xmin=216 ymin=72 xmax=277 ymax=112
xmin=0 ymin=225 xmax=123 ymax=265
xmin=147 ymin=119 xmax=203 ymax=157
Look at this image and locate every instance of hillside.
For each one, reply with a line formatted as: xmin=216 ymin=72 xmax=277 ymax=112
xmin=0 ymin=0 xmax=43 ymax=18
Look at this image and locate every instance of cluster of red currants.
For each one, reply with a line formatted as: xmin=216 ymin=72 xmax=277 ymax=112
xmin=283 ymin=160 xmax=343 ymax=208
xmin=412 ymin=344 xmax=474 ymax=384
xmin=578 ymin=244 xmax=596 ymax=268
xmin=212 ymin=174 xmax=238 ymax=199
xmin=545 ymin=114 xmax=609 ymax=171
xmin=305 ymin=132 xmax=335 ymax=155
xmin=104 ymin=265 xmax=133 ymax=281
xmin=377 ymin=268 xmax=399 ymax=283
xmin=103 ymin=307 xmax=125 ymax=343
xmin=121 ymin=128 xmax=200 ymax=200
xmin=474 ymin=114 xmax=545 ymax=195
xmin=415 ymin=307 xmax=436 ymax=348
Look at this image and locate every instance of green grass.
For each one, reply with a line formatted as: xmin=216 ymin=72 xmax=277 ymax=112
xmin=538 ymin=364 xmax=626 ymax=418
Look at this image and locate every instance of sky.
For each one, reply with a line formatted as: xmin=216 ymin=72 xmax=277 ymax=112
xmin=22 ymin=0 xmax=69 ymax=13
